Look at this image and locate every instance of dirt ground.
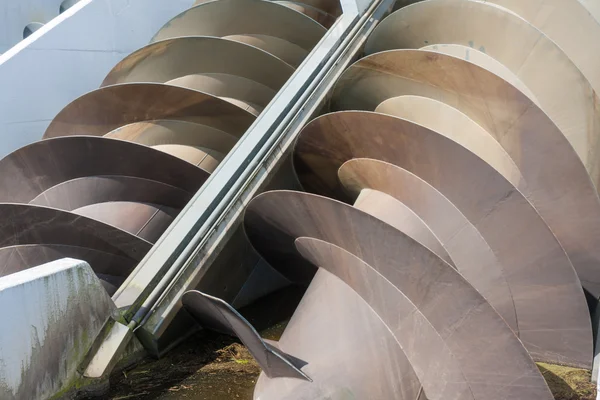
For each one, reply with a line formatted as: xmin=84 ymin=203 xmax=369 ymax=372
xmin=104 ymin=332 xmax=262 ymax=400
xmin=104 ymin=332 xmax=597 ymax=400
xmin=101 ymin=288 xmax=301 ymax=400
xmin=100 ymin=286 xmax=597 ymax=400
xmin=538 ymin=363 xmax=597 ymax=400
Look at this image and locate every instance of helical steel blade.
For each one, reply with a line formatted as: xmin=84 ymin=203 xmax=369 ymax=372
xmin=4 ymin=0 xmax=600 ymax=397
xmin=0 ymin=0 xmax=337 ymax=293
xmin=332 ymin=49 xmax=600 ymax=305
xmin=244 ymin=191 xmax=554 ymax=399
xmin=151 ymin=0 xmax=327 ymax=67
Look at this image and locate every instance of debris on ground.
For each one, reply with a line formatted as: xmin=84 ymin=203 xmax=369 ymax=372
xmin=538 ymin=362 xmax=597 ymax=400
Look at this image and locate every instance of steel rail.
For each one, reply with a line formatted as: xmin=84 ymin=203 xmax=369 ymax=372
xmin=114 ymin=0 xmax=394 ymax=330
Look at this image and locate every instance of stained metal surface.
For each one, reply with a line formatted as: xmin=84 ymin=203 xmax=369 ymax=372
xmin=29 ymin=176 xmax=192 ymax=211
xmin=393 ymin=0 xmax=600 ymax=95
xmin=196 ymin=0 xmax=343 ymax=16
xmin=295 ymin=238 xmax=549 ymax=399
xmin=339 ymin=158 xmax=518 ymax=331
xmin=245 ymin=191 xmax=553 ymax=399
xmin=105 ymin=120 xmax=239 ymax=154
xmin=123 ymin=0 xmax=598 ymax=398
xmin=120 ymin=0 xmax=383 ymax=358
xmin=102 ymin=36 xmax=293 ymax=111
xmin=44 ymin=83 xmax=255 ymax=139
xmin=103 ymin=37 xmax=293 ymax=87
xmin=73 ymin=202 xmax=177 ymax=243
xmin=4 ymin=0 xmax=598 ymax=397
xmin=0 ymin=245 xmax=135 ymax=280
xmin=366 ymin=1 xmax=600 ymax=189
xmin=293 ymin=110 xmax=592 ymax=367
xmin=0 ymin=203 xmax=151 ymax=263
xmin=374 ymin=95 xmax=525 ymax=187
xmin=254 ymin=268 xmax=424 ymax=400
xmin=182 ymin=290 xmax=311 ymax=381
xmin=353 ymin=188 xmax=453 ymax=266
xmin=0 ymin=136 xmax=209 ymax=202
xmin=273 ymin=1 xmax=337 ymax=28
xmin=332 ymin=49 xmax=600 ymax=304
xmin=0 ymin=0 xmax=342 ymax=315
xmin=151 ymin=0 xmax=327 ymax=66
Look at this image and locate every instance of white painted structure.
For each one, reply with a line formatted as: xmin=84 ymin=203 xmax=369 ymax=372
xmin=0 ymin=0 xmax=80 ymax=52
xmin=0 ymin=0 xmax=193 ymax=158
xmin=0 ymin=258 xmax=115 ymax=400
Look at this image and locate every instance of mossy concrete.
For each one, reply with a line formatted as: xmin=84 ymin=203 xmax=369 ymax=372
xmin=0 ymin=258 xmax=115 ymax=400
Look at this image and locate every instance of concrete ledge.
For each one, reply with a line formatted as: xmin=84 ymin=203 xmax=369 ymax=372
xmin=0 ymin=258 xmax=115 ymax=400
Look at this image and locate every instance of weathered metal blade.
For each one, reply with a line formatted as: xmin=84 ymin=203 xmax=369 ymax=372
xmin=29 ymin=175 xmax=192 ymax=211
xmin=352 ymin=188 xmax=454 ymax=266
xmin=0 ymin=244 xmax=136 ymax=279
xmin=103 ymin=36 xmax=292 ymax=90
xmin=195 ymin=0 xmax=343 ymax=17
xmin=296 ymin=237 xmax=552 ymax=400
xmin=73 ymin=201 xmax=177 ymax=243
xmin=273 ymin=1 xmax=337 ymax=28
xmin=102 ymin=36 xmax=292 ymax=112
xmin=332 ymin=49 xmax=600 ymax=304
xmin=0 ymin=203 xmax=151 ymax=262
xmin=0 ymin=136 xmax=209 ymax=203
xmin=151 ymin=0 xmax=326 ymax=66
xmin=294 ymin=111 xmax=592 ymax=367
xmin=223 ymin=34 xmax=308 ymax=68
xmin=44 ymin=83 xmax=255 ymax=139
xmin=253 ymin=268 xmax=424 ymax=400
xmin=105 ymin=120 xmax=237 ymax=151
xmin=339 ymin=158 xmax=517 ymax=331
xmin=374 ymin=95 xmax=525 ymax=188
xmin=245 ymin=190 xmax=553 ymax=399
xmin=182 ymin=290 xmax=311 ymax=381
xmin=365 ymin=1 xmax=600 ymax=190
xmin=392 ymin=0 xmax=600 ymax=95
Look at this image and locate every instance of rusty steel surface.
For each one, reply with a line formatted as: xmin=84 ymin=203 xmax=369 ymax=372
xmin=339 ymin=158 xmax=517 ymax=331
xmin=73 ymin=202 xmax=177 ymax=243
xmin=2 ymin=0 xmax=600 ymax=398
xmin=183 ymin=290 xmax=311 ymax=381
xmin=366 ymin=0 xmax=600 ymax=189
xmin=273 ymin=1 xmax=337 ymax=28
xmin=352 ymin=188 xmax=453 ymax=265
xmin=0 ymin=0 xmax=336 ymax=294
xmin=44 ymin=83 xmax=256 ymax=140
xmin=195 ymin=0 xmax=342 ymax=17
xmin=101 ymin=36 xmax=293 ymax=111
xmin=244 ymin=191 xmax=554 ymax=399
xmin=332 ymin=49 xmax=600 ymax=303
xmin=167 ymin=2 xmax=600 ymax=396
xmin=0 ymin=136 xmax=209 ymax=202
xmin=102 ymin=37 xmax=293 ymax=89
xmin=0 ymin=244 xmax=136 ymax=283
xmin=104 ymin=120 xmax=239 ymax=155
xmin=0 ymin=204 xmax=151 ymax=263
xmin=152 ymin=0 xmax=327 ymax=67
xmin=255 ymin=268 xmax=424 ymax=400
xmin=392 ymin=0 xmax=600 ymax=95
xmin=294 ymin=111 xmax=592 ymax=367
xmin=29 ymin=176 xmax=192 ymax=211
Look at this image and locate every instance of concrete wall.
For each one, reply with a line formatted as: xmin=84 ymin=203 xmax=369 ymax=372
xmin=0 ymin=0 xmax=76 ymax=53
xmin=0 ymin=258 xmax=115 ymax=400
xmin=0 ymin=0 xmax=193 ymax=158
